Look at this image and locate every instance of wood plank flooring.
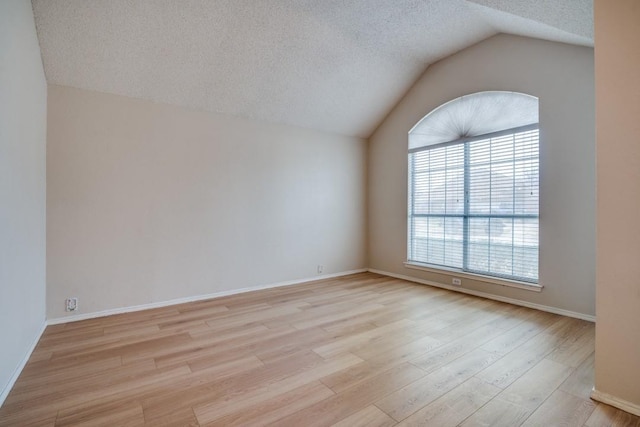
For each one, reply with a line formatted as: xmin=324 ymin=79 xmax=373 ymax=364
xmin=1 ymin=272 xmax=638 ymax=426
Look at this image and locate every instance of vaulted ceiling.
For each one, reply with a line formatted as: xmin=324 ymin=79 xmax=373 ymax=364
xmin=32 ymin=0 xmax=593 ymax=138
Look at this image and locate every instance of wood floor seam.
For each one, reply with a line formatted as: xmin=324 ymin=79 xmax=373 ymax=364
xmin=0 ymin=272 xmax=634 ymax=427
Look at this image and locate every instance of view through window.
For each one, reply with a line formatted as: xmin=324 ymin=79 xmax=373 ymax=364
xmin=408 ymin=92 xmax=539 ymax=283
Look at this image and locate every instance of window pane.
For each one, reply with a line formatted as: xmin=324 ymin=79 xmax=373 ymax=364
xmin=512 ymin=218 xmax=539 ymax=281
xmin=489 ymin=217 xmax=513 ymax=277
xmin=468 ymin=173 xmax=490 ymax=214
xmin=410 ymin=216 xmax=429 ymax=262
xmin=468 ymin=218 xmax=489 ymax=272
xmin=490 ymin=162 xmax=514 ymax=215
xmin=444 ymin=217 xmax=463 ymax=268
xmin=408 ymin=127 xmax=539 ymax=283
xmin=409 ymin=216 xmax=463 ymax=268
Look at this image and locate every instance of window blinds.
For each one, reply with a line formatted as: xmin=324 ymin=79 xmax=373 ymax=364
xmin=408 ymin=127 xmax=539 ymax=283
xmin=409 ymin=91 xmax=539 ymax=151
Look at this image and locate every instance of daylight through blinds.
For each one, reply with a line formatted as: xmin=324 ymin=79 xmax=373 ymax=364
xmin=408 ymin=128 xmax=539 ymax=283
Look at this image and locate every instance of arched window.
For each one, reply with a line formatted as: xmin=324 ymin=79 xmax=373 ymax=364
xmin=407 ymin=91 xmax=539 ymax=283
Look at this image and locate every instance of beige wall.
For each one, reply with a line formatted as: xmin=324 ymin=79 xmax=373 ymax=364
xmin=368 ymin=34 xmax=596 ymax=316
xmin=0 ymin=0 xmax=47 ymax=401
xmin=594 ymin=0 xmax=640 ymax=411
xmin=47 ymin=85 xmax=367 ymax=319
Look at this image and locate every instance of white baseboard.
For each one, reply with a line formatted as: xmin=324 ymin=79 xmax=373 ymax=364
xmin=368 ymin=268 xmax=596 ymax=322
xmin=0 ymin=321 xmax=47 ymax=407
xmin=591 ymin=388 xmax=640 ymax=416
xmin=47 ymin=269 xmax=368 ymax=325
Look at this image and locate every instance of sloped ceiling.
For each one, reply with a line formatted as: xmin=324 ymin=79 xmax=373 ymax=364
xmin=32 ymin=0 xmax=593 ymax=138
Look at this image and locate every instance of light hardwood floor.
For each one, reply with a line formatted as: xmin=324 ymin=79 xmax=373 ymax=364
xmin=1 ymin=272 xmax=638 ymax=426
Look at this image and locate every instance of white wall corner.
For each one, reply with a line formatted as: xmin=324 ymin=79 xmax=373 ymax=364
xmin=0 ymin=321 xmax=47 ymax=407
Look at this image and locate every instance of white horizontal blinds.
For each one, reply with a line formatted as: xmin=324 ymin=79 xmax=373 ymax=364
xmin=409 ymin=144 xmax=465 ymax=269
xmin=408 ymin=128 xmax=539 ymax=283
xmin=466 ymin=129 xmax=539 ymax=282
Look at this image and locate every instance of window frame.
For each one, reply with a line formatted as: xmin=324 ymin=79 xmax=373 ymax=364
xmin=407 ymin=123 xmax=541 ymax=289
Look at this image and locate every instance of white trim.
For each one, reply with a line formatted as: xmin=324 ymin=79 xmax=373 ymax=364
xmin=0 ymin=321 xmax=47 ymax=407
xmin=368 ymin=268 xmax=595 ymax=322
xmin=404 ymin=262 xmax=543 ymax=292
xmin=47 ymin=269 xmax=367 ymax=325
xmin=591 ymin=388 xmax=640 ymax=416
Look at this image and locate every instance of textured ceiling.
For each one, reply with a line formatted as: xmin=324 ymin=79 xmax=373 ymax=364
xmin=32 ymin=0 xmax=593 ymax=138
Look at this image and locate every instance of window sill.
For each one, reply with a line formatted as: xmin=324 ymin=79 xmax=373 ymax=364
xmin=403 ymin=262 xmax=543 ymax=293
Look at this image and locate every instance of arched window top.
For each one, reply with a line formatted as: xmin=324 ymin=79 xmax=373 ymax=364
xmin=409 ymin=91 xmax=539 ymax=151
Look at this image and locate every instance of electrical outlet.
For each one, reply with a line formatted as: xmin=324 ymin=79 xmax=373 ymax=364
xmin=65 ymin=297 xmax=78 ymax=312
xmin=452 ymin=278 xmax=462 ymax=286
xmin=317 ymin=265 xmax=324 ymax=274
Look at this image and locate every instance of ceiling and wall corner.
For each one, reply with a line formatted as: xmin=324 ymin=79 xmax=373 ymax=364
xmin=31 ymin=0 xmax=593 ymax=138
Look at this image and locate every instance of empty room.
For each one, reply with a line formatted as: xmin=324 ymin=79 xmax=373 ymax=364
xmin=1 ymin=0 xmax=639 ymax=425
